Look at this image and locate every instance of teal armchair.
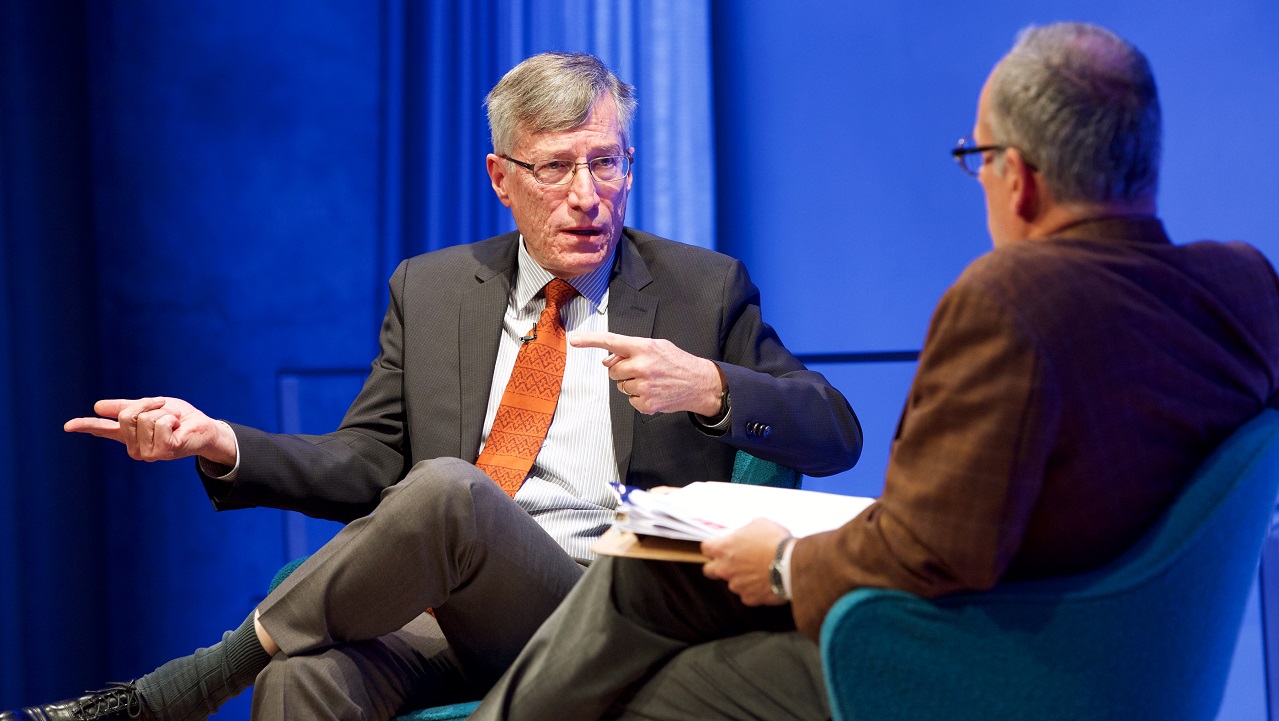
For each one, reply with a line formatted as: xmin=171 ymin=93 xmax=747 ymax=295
xmin=820 ymin=409 xmax=1279 ymax=721
xmin=269 ymin=450 xmax=800 ymax=721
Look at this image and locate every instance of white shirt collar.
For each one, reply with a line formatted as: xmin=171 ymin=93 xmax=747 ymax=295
xmin=514 ymin=235 xmax=613 ymax=314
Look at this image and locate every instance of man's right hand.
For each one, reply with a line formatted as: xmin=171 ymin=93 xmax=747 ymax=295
xmin=64 ymin=397 xmax=238 ymax=467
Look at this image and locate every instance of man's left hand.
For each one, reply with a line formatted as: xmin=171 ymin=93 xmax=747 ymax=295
xmin=702 ymin=518 xmax=792 ymax=606
xmin=571 ymin=331 xmax=724 ymax=416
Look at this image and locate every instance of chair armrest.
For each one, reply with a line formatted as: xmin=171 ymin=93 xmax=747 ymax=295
xmin=730 ymin=450 xmax=801 ymax=488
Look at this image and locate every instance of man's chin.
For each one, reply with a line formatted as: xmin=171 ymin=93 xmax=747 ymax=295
xmin=548 ymin=248 xmax=613 ymax=278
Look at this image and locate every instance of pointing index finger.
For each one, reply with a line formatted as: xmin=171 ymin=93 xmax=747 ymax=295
xmin=64 ymin=417 xmax=123 ymax=437
xmin=570 ymin=331 xmax=645 ymax=357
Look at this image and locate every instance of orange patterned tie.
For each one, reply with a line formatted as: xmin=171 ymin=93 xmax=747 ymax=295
xmin=475 ymin=278 xmax=579 ymax=497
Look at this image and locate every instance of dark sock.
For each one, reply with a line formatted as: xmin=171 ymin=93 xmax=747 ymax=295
xmin=134 ymin=612 xmax=273 ymax=721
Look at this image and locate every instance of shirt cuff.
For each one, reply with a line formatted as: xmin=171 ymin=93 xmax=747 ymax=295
xmin=690 ymin=391 xmax=732 ymax=434
xmin=197 ymin=420 xmax=241 ymax=480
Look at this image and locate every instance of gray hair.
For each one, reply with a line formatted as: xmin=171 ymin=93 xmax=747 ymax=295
xmin=987 ymin=22 xmax=1161 ymax=205
xmin=485 ymin=52 xmax=637 ymax=156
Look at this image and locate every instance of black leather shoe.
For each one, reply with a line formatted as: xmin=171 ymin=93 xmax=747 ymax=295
xmin=0 ymin=681 xmax=149 ymax=720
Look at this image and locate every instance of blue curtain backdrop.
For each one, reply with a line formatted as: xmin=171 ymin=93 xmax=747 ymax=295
xmin=396 ymin=0 xmax=714 ymax=262
xmin=2 ymin=0 xmax=1276 ymax=718
xmin=1 ymin=0 xmax=108 ymax=702
xmin=0 ymin=0 xmax=715 ymax=712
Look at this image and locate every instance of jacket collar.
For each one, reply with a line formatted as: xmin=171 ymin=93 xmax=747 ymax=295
xmin=1048 ymin=216 xmax=1170 ymax=246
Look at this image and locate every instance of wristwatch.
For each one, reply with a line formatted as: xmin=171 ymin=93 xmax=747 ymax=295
xmin=768 ymin=535 xmax=794 ymax=601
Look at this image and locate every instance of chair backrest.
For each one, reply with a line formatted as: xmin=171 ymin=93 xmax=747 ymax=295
xmin=821 ymin=409 xmax=1279 ymax=721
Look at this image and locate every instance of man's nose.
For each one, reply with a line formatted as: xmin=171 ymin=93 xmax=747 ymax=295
xmin=567 ymin=164 xmax=600 ymax=209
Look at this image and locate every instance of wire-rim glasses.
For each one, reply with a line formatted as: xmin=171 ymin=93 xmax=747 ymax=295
xmin=502 ymin=155 xmax=633 ymax=185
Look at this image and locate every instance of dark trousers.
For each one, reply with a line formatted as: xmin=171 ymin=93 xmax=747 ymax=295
xmin=473 ymin=555 xmax=830 ymax=721
xmin=251 ymin=457 xmax=585 ymax=721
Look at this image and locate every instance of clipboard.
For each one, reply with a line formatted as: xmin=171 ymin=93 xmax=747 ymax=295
xmin=591 ymin=527 xmax=709 ymax=563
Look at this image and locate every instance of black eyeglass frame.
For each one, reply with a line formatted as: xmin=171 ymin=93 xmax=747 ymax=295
xmin=950 ymin=136 xmax=1009 ymax=177
xmin=501 ymin=154 xmax=634 ymax=185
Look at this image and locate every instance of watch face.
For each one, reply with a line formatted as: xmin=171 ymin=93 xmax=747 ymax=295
xmin=769 ymin=560 xmax=787 ymax=599
xmin=769 ymin=537 xmax=793 ymax=600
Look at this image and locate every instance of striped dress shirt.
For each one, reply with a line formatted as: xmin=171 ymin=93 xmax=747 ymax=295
xmin=479 ymin=238 xmax=619 ymax=562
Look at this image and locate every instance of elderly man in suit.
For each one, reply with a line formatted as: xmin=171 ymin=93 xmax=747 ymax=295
xmin=4 ymin=53 xmax=861 ymax=721
xmin=469 ymin=22 xmax=1279 ymax=721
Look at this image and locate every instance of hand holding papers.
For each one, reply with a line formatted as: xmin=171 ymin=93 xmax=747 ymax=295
xmin=593 ymin=482 xmax=876 ymax=562
xmin=614 ymin=482 xmax=875 ymax=541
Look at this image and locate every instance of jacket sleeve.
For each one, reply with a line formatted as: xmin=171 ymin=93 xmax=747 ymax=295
xmin=711 ymin=259 xmax=863 ymax=477
xmin=198 ymin=260 xmax=415 ymax=523
xmin=789 ymin=281 xmax=1060 ymax=640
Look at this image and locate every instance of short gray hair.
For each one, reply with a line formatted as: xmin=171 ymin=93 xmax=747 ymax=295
xmin=988 ymin=22 xmax=1161 ymax=205
xmin=485 ymin=52 xmax=637 ymax=156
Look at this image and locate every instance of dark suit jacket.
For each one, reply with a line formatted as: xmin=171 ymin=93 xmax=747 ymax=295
xmin=202 ymin=228 xmax=862 ymax=522
xmin=792 ymin=218 xmax=1279 ymax=640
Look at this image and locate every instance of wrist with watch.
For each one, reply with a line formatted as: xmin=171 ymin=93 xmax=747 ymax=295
xmin=768 ymin=535 xmax=795 ymax=601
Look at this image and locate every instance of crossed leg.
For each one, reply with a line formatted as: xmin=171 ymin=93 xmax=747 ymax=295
xmin=251 ymin=457 xmax=585 ymax=721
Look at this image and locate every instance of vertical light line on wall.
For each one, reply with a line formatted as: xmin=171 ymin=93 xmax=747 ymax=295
xmin=422 ymin=0 xmax=458 ymax=256
xmin=460 ymin=0 xmax=482 ymax=246
xmin=519 ymin=0 xmax=534 ymax=79
xmin=690 ymin=0 xmax=715 ymax=252
xmin=592 ymin=0 xmax=613 ymax=65
xmin=376 ymin=0 xmax=406 ymax=327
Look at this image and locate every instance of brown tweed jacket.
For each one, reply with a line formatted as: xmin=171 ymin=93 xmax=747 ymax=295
xmin=792 ymin=217 xmax=1279 ymax=640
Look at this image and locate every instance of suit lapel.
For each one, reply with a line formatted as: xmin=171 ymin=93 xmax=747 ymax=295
xmin=608 ymin=232 xmax=657 ymax=480
xmin=459 ymin=234 xmax=518 ymax=461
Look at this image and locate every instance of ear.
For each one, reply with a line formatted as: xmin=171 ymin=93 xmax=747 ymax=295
xmin=486 ymin=154 xmax=514 ymax=208
xmin=1005 ymin=148 xmax=1040 ymax=221
xmin=624 ymin=146 xmax=636 ymax=192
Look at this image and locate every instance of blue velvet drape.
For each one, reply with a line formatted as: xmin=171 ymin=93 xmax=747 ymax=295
xmin=0 ymin=0 xmax=713 ymax=709
xmin=1 ymin=0 xmax=108 ymax=701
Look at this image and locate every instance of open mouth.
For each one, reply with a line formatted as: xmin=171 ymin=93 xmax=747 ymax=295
xmin=565 ymin=228 xmax=602 ymax=237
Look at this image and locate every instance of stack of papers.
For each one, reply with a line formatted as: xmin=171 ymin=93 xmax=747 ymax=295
xmin=611 ymin=481 xmax=876 ymax=541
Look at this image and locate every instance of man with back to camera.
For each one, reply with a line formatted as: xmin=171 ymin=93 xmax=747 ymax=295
xmin=1 ymin=52 xmax=861 ymax=721
xmin=469 ymin=22 xmax=1279 ymax=721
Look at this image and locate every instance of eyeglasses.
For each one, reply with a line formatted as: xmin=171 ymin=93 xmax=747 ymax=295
xmin=951 ymin=135 xmax=1038 ymax=177
xmin=501 ymin=155 xmax=633 ymax=185
xmin=951 ymin=135 xmax=1009 ymax=177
